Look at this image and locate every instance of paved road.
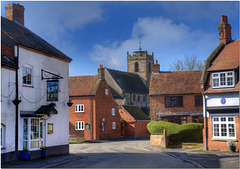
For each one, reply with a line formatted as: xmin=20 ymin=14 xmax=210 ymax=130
xmin=54 ymin=139 xmax=196 ymax=168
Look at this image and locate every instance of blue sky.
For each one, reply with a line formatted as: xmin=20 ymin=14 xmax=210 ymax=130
xmin=1 ymin=1 xmax=239 ymax=76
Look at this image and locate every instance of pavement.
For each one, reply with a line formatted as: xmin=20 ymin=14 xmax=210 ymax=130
xmin=1 ymin=153 xmax=86 ymax=168
xmin=139 ymin=142 xmax=239 ymax=168
xmin=1 ymin=140 xmax=239 ymax=168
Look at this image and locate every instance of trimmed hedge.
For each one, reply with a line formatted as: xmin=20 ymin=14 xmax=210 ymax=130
xmin=147 ymin=121 xmax=204 ymax=143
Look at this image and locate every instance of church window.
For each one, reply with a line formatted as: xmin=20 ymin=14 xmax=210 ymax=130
xmin=135 ymin=62 xmax=139 ymax=72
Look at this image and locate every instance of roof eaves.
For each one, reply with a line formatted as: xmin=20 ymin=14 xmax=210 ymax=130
xmin=201 ymin=42 xmax=225 ymax=83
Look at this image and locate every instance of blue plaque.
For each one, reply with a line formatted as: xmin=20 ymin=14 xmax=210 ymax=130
xmin=221 ymin=98 xmax=226 ymax=104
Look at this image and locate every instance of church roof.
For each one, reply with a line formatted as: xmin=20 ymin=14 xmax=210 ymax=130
xmin=107 ymin=68 xmax=149 ymax=94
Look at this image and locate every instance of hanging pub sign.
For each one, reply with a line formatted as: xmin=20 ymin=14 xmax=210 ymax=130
xmin=47 ymin=81 xmax=59 ymax=101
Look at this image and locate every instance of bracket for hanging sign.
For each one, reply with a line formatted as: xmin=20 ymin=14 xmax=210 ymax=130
xmin=41 ymin=69 xmax=63 ymax=80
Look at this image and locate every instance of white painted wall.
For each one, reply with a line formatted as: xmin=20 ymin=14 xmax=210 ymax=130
xmin=17 ymin=46 xmax=69 ymax=150
xmin=1 ymin=67 xmax=16 ymax=154
xmin=206 ymin=93 xmax=239 ymax=107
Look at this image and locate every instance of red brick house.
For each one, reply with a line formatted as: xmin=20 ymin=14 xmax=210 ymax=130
xmin=69 ymin=65 xmax=121 ymax=140
xmin=118 ymin=105 xmax=150 ymax=138
xmin=201 ymin=15 xmax=239 ymax=151
xmin=150 ymin=62 xmax=203 ymax=124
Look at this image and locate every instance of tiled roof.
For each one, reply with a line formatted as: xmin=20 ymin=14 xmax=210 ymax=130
xmin=108 ymin=85 xmax=123 ymax=99
xmin=208 ymin=40 xmax=239 ymax=71
xmin=69 ymin=75 xmax=99 ymax=96
xmin=150 ymin=71 xmax=202 ymax=95
xmin=122 ymin=105 xmax=150 ymax=120
xmin=1 ymin=53 xmax=17 ymax=68
xmin=1 ymin=17 xmax=72 ymax=61
xmin=107 ymin=68 xmax=149 ymax=94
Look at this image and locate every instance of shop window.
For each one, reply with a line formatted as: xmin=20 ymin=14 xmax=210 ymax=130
xmin=1 ymin=124 xmax=6 ymax=149
xmin=23 ymin=118 xmax=43 ymax=150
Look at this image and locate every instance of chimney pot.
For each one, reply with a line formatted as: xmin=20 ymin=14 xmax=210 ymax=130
xmin=153 ymin=60 xmax=160 ymax=74
xmin=221 ymin=15 xmax=228 ymax=23
xmin=98 ymin=64 xmax=105 ymax=80
xmin=5 ymin=3 xmax=25 ymax=25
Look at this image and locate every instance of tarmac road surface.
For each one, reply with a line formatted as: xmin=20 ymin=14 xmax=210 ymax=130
xmin=54 ymin=139 xmax=196 ymax=168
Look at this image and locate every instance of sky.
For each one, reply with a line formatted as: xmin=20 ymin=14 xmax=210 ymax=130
xmin=1 ymin=1 xmax=239 ymax=76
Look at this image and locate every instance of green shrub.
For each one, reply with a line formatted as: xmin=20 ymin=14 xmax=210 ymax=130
xmin=174 ymin=123 xmax=204 ymax=143
xmin=148 ymin=121 xmax=204 ymax=143
xmin=147 ymin=121 xmax=180 ymax=135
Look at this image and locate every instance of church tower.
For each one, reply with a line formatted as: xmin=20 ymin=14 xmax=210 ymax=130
xmin=127 ymin=49 xmax=154 ymax=88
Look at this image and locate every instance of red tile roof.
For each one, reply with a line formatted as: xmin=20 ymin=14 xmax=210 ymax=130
xmin=69 ymin=75 xmax=99 ymax=96
xmin=150 ymin=71 xmax=202 ymax=95
xmin=208 ymin=40 xmax=239 ymax=71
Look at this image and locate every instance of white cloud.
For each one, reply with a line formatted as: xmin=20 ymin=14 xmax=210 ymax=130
xmin=90 ymin=16 xmax=217 ymax=71
xmin=23 ymin=1 xmax=104 ymax=55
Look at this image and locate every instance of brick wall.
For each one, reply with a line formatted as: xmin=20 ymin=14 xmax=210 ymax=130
xmin=205 ymin=116 xmax=239 ymax=151
xmin=69 ymin=96 xmax=94 ymax=140
xmin=135 ymin=121 xmax=150 ymax=138
xmin=94 ymin=80 xmax=121 ymax=140
xmin=150 ymin=94 xmax=203 ymax=120
xmin=118 ymin=106 xmax=150 ymax=138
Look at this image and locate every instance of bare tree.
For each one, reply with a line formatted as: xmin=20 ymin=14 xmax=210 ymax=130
xmin=169 ymin=55 xmax=204 ymax=71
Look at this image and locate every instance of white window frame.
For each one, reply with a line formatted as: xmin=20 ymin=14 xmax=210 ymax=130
xmin=212 ymin=116 xmax=236 ymax=139
xmin=112 ymin=122 xmax=116 ymax=129
xmin=105 ymin=89 xmax=108 ymax=95
xmin=75 ymin=121 xmax=84 ymax=130
xmin=22 ymin=118 xmax=43 ymax=151
xmin=112 ymin=108 xmax=115 ymax=116
xmin=1 ymin=124 xmax=6 ymax=149
xmin=22 ymin=66 xmax=33 ymax=86
xmin=212 ymin=71 xmax=235 ymax=88
xmin=75 ymin=104 xmax=84 ymax=113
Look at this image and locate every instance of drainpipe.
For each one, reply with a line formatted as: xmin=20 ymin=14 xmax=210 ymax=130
xmin=203 ymin=93 xmax=208 ymax=150
xmin=15 ymin=44 xmax=19 ymax=154
xmin=89 ymin=96 xmax=92 ymax=140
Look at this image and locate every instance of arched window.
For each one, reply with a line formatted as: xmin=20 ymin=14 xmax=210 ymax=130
xmin=149 ymin=62 xmax=151 ymax=72
xmin=135 ymin=62 xmax=139 ymax=72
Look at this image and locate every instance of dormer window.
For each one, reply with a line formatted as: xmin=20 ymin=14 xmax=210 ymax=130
xmin=212 ymin=71 xmax=234 ymax=88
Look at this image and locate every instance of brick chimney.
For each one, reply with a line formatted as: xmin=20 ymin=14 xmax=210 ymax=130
xmin=153 ymin=60 xmax=160 ymax=74
xmin=98 ymin=64 xmax=105 ymax=80
xmin=5 ymin=3 xmax=25 ymax=25
xmin=218 ymin=15 xmax=232 ymax=44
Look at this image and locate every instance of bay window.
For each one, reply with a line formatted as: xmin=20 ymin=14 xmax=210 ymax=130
xmin=212 ymin=116 xmax=236 ymax=139
xmin=23 ymin=118 xmax=44 ymax=150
